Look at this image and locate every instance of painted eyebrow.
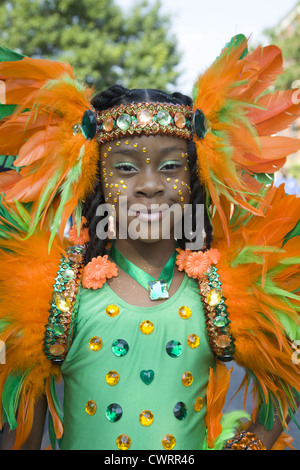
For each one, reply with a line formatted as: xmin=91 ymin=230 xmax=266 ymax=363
xmin=106 ymin=148 xmax=140 ymax=157
xmin=107 ymin=146 xmax=186 ymax=157
xmin=159 ymin=146 xmax=186 ymax=155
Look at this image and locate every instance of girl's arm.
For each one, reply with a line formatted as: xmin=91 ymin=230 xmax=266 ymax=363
xmin=0 ymin=394 xmax=48 ymax=450
xmin=247 ymin=398 xmax=299 ymax=450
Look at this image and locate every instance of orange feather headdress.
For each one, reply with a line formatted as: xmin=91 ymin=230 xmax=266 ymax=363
xmin=192 ymin=35 xmax=300 ymax=240
xmin=0 ymin=48 xmax=99 ymax=247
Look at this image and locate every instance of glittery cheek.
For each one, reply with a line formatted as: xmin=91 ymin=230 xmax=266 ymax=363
xmin=164 ymin=154 xmax=191 ymax=206
xmin=101 ymin=143 xmax=131 ymax=204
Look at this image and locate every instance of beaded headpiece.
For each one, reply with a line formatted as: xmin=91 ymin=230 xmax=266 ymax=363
xmin=96 ymin=102 xmax=193 ymax=143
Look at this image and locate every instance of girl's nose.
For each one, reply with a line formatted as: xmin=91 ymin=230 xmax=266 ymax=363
xmin=134 ymin=168 xmax=165 ymax=199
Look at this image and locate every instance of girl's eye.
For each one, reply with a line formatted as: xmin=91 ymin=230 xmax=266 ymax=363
xmin=159 ymin=161 xmax=182 ymax=171
xmin=113 ymin=162 xmax=138 ymax=172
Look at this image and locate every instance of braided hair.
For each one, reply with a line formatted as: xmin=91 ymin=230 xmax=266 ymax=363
xmin=82 ymin=85 xmax=213 ymax=264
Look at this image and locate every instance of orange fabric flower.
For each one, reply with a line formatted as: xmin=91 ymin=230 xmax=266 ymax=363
xmin=82 ymin=255 xmax=118 ymax=289
xmin=184 ymin=251 xmax=211 ymax=279
xmin=69 ymin=216 xmax=90 ymax=245
xmin=175 ymin=247 xmax=191 ymax=271
xmin=206 ymin=248 xmax=221 ymax=265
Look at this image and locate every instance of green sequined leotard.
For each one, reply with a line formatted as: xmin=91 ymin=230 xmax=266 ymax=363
xmin=60 ymin=274 xmax=215 ymax=450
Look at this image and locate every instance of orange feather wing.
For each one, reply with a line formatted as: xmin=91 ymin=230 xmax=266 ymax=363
xmin=193 ymin=36 xmax=300 ymax=240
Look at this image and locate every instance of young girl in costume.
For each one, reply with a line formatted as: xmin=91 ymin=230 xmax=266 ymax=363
xmin=0 ymin=36 xmax=299 ymax=451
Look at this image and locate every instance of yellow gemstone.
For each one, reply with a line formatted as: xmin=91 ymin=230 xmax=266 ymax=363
xmin=125 ymin=140 xmax=129 ymax=145
xmin=116 ymin=434 xmax=131 ymax=450
xmin=167 ymin=177 xmax=171 ymax=182
xmin=85 ymin=400 xmax=97 ymax=416
xmin=216 ymin=334 xmax=231 ymax=348
xmin=133 ymin=143 xmax=138 ymax=148
xmin=140 ymin=320 xmax=154 ymax=335
xmin=106 ymin=370 xmax=120 ymax=386
xmin=187 ymin=334 xmax=200 ymax=349
xmin=106 ymin=304 xmax=120 ymax=317
xmin=89 ymin=336 xmax=103 ymax=351
xmin=162 ymin=434 xmax=176 ymax=450
xmin=142 ymin=147 xmax=147 ymax=153
xmin=103 ymin=116 xmax=114 ymax=132
xmin=181 ymin=371 xmax=193 ymax=386
xmin=206 ymin=288 xmax=222 ymax=307
xmin=120 ymin=180 xmax=125 ymax=184
xmin=194 ymin=397 xmax=204 ymax=412
xmin=122 ymin=184 xmax=127 ymax=189
xmin=145 ymin=157 xmax=151 ymax=163
xmin=54 ymin=293 xmax=71 ymax=313
xmin=174 ymin=112 xmax=186 ymax=129
xmin=49 ymin=343 xmax=65 ymax=356
xmin=178 ymin=306 xmax=192 ymax=319
xmin=139 ymin=410 xmax=154 ymax=426
xmin=137 ymin=109 xmax=152 ymax=125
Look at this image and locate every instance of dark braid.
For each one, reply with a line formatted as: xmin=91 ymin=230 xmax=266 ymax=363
xmin=82 ymin=162 xmax=108 ymax=265
xmin=82 ymin=85 xmax=213 ymax=264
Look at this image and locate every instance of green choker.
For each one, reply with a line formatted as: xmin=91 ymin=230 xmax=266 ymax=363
xmin=109 ymin=243 xmax=177 ymax=301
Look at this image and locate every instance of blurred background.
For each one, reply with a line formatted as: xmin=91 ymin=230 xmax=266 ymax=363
xmin=0 ymin=0 xmax=299 ymax=450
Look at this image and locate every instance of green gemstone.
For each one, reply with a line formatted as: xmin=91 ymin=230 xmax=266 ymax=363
xmin=81 ymin=109 xmax=97 ymax=140
xmin=140 ymin=369 xmax=155 ymax=385
xmin=213 ymin=315 xmax=228 ymax=328
xmin=112 ymin=339 xmax=129 ymax=357
xmin=194 ymin=108 xmax=210 ymax=139
xmin=106 ymin=403 xmax=123 ymax=422
xmin=116 ymin=113 xmax=132 ymax=131
xmin=157 ymin=110 xmax=171 ymax=126
xmin=52 ymin=324 xmax=65 ymax=336
xmin=166 ymin=340 xmax=183 ymax=358
xmin=173 ymin=401 xmax=187 ymax=420
xmin=148 ymin=280 xmax=169 ymax=301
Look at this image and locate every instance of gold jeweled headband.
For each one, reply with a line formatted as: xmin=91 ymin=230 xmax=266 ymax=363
xmin=96 ymin=102 xmax=194 ymax=143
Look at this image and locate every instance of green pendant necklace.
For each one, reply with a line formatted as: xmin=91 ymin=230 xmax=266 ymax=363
xmin=109 ymin=242 xmax=177 ymax=301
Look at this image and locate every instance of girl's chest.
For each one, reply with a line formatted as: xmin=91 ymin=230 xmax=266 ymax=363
xmin=60 ymin=276 xmax=215 ymax=450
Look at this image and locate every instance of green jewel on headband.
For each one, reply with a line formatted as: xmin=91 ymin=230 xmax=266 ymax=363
xmin=73 ymin=109 xmax=97 ymax=140
xmin=96 ymin=102 xmax=194 ymax=143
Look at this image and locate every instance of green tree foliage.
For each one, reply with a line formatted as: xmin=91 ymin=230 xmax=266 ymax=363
xmin=0 ymin=0 xmax=181 ymax=91
xmin=264 ymin=12 xmax=300 ymax=90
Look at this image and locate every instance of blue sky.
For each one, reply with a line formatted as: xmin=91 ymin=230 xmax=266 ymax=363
xmin=117 ymin=0 xmax=299 ymax=95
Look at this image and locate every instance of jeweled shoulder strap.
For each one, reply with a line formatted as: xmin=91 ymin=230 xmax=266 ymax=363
xmin=44 ymin=245 xmax=85 ymax=365
xmin=198 ymin=266 xmax=235 ymax=362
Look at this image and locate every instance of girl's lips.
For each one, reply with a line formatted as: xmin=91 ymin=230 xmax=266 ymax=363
xmin=127 ymin=207 xmax=169 ymax=222
xmin=135 ymin=210 xmax=164 ymax=222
